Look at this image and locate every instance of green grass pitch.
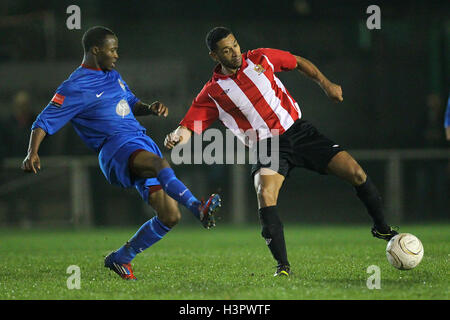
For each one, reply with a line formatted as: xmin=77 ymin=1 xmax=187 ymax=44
xmin=0 ymin=224 xmax=448 ymax=300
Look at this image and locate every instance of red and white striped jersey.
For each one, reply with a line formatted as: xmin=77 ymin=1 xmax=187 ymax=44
xmin=180 ymin=48 xmax=302 ymax=146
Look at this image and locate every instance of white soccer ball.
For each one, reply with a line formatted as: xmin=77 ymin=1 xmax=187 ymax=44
xmin=386 ymin=233 xmax=424 ymax=270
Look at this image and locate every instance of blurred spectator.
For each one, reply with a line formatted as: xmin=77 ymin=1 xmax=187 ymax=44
xmin=0 ymin=90 xmax=37 ymax=157
xmin=415 ymin=93 xmax=448 ymax=219
xmin=423 ymin=93 xmax=445 ymax=147
xmin=0 ymin=90 xmax=38 ymax=227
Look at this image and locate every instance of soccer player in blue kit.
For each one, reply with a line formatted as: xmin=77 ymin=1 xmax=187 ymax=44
xmin=21 ymin=26 xmax=221 ymax=280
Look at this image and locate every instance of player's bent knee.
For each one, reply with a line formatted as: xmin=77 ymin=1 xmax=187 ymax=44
xmin=153 ymin=157 xmax=171 ymax=173
xmin=149 ymin=190 xmax=181 ymax=228
xmin=256 ymin=185 xmax=278 ymax=207
xmin=132 ymin=152 xmax=170 ymax=178
xmin=158 ymin=208 xmax=181 ymax=228
xmin=353 ymin=166 xmax=367 ymax=186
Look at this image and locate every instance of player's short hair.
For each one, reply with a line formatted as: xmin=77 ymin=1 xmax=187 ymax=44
xmin=82 ymin=26 xmax=116 ymax=53
xmin=205 ymin=27 xmax=232 ymax=52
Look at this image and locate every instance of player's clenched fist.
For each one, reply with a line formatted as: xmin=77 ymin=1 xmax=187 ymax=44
xmin=149 ymin=101 xmax=169 ymax=117
xmin=21 ymin=153 xmax=41 ymax=174
xmin=324 ymin=82 xmax=343 ymax=103
xmin=164 ymin=131 xmax=182 ymax=149
xmin=164 ymin=126 xmax=192 ymax=150
xmin=164 ymin=132 xmax=181 ymax=149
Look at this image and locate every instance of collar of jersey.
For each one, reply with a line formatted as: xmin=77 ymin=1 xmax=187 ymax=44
xmin=81 ymin=64 xmax=102 ymax=71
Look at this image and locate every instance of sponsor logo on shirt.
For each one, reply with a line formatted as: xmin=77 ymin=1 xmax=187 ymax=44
xmin=50 ymin=93 xmax=65 ymax=107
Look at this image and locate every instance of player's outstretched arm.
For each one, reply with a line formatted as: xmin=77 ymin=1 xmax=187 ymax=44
xmin=133 ymin=101 xmax=169 ymax=117
xmin=21 ymin=127 xmax=46 ymax=174
xmin=294 ymin=55 xmax=343 ymax=103
xmin=164 ymin=126 xmax=192 ymax=150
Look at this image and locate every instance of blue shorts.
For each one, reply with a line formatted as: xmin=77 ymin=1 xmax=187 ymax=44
xmin=99 ymin=134 xmax=163 ymax=202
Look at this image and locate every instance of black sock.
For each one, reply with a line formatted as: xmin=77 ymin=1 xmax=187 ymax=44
xmin=355 ymin=176 xmax=389 ymax=231
xmin=258 ymin=206 xmax=289 ymax=267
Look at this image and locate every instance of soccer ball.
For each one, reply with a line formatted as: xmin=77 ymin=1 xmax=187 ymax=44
xmin=386 ymin=233 xmax=424 ymax=270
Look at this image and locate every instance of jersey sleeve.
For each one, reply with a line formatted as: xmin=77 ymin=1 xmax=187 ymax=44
xmin=119 ymin=76 xmax=140 ymax=108
xmin=31 ymin=82 xmax=85 ymax=135
xmin=179 ymin=83 xmax=219 ymax=134
xmin=254 ymin=48 xmax=298 ymax=72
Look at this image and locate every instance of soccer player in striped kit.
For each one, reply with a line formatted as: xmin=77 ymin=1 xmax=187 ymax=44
xmin=21 ymin=26 xmax=221 ymax=280
xmin=165 ymin=27 xmax=398 ymax=277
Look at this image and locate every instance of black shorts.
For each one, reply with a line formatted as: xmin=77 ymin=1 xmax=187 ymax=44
xmin=251 ymin=119 xmax=344 ymax=178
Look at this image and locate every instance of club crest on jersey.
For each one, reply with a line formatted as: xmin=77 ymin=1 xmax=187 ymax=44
xmin=254 ymin=64 xmax=265 ymax=75
xmin=116 ymin=99 xmax=130 ymax=118
xmin=118 ymin=79 xmax=126 ymax=91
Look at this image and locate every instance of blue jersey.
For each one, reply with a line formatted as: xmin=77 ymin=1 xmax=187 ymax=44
xmin=32 ymin=65 xmax=157 ymax=170
xmin=32 ymin=65 xmax=163 ymax=196
xmin=32 ymin=65 xmax=144 ymax=151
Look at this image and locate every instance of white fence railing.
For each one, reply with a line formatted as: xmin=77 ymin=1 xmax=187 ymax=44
xmin=2 ymin=149 xmax=449 ymax=226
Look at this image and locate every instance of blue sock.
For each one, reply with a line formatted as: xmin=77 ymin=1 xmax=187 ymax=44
xmin=114 ymin=216 xmax=170 ymax=264
xmin=157 ymin=167 xmax=201 ymax=219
